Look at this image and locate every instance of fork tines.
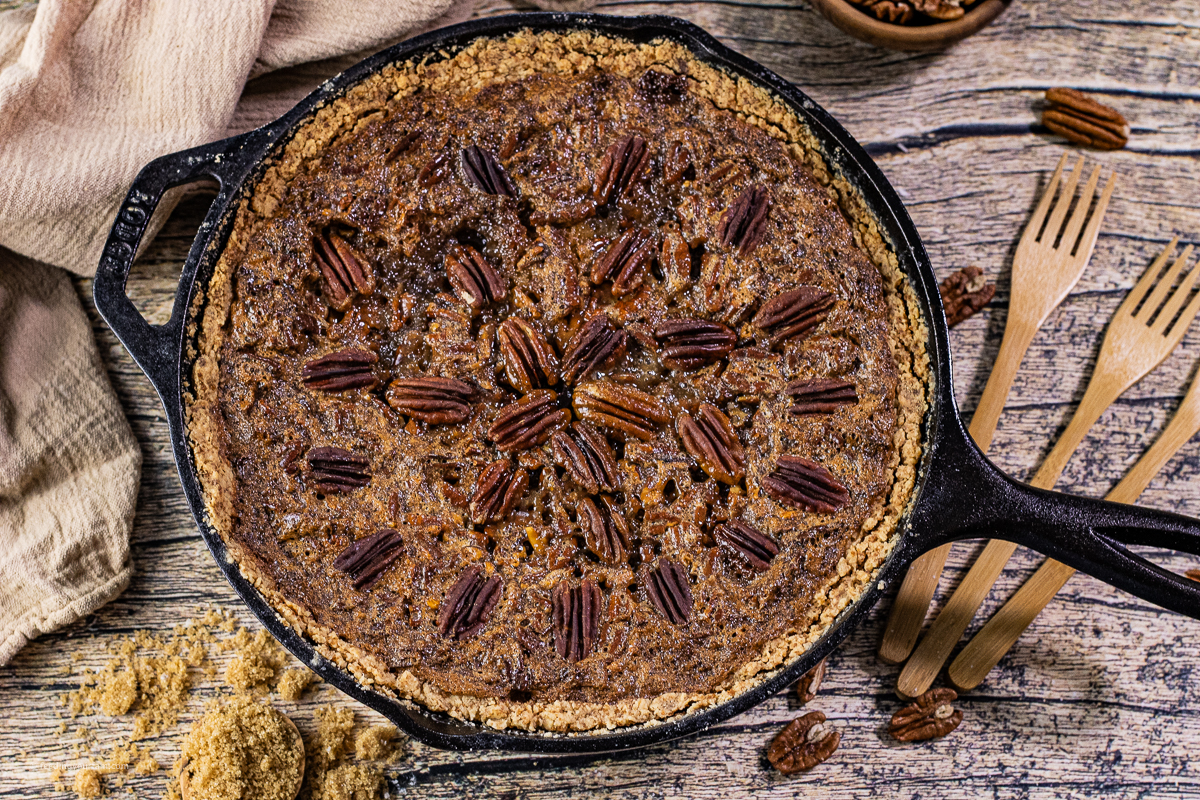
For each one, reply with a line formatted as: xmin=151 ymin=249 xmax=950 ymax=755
xmin=1027 ymin=153 xmax=1116 ymax=258
xmin=1125 ymin=237 xmax=1199 ymax=336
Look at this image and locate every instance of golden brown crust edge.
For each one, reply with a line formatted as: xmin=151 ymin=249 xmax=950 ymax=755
xmin=186 ymin=29 xmax=929 ymax=734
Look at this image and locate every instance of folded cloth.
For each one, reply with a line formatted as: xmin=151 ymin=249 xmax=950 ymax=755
xmin=0 ymin=0 xmax=478 ymax=665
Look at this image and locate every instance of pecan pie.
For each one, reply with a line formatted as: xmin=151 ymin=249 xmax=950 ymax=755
xmin=189 ymin=30 xmax=929 ymax=732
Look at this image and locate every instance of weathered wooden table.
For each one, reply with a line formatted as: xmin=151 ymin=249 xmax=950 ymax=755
xmin=3 ymin=0 xmax=1200 ymax=797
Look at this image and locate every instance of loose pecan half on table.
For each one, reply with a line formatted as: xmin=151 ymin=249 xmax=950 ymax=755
xmin=768 ymin=711 xmax=841 ymax=774
xmin=889 ymin=687 xmax=963 ymax=741
xmin=1043 ymin=87 xmax=1129 ymax=151
xmin=940 ymin=266 xmax=995 ymax=327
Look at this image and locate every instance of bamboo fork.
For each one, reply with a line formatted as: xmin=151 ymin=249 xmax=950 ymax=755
xmin=897 ymin=238 xmax=1200 ymax=698
xmin=878 ymin=154 xmax=1116 ymax=665
xmin=949 ymin=241 xmax=1200 ymax=691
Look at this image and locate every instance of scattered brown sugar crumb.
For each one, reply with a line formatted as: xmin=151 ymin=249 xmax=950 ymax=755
xmin=52 ymin=766 xmax=67 ymax=792
xmin=222 ymin=628 xmax=287 ymax=693
xmin=277 ymin=667 xmax=317 ymax=701
xmin=65 ymin=611 xmax=232 ymax=740
xmin=310 ymin=764 xmax=383 ymax=800
xmin=73 ymin=767 xmax=102 ymax=798
xmin=178 ymin=696 xmax=303 ymax=800
xmin=353 ymin=725 xmax=399 ymax=762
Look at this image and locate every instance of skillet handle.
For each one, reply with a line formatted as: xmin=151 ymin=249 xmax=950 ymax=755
xmin=93 ymin=135 xmax=251 ymax=400
xmin=910 ymin=422 xmax=1200 ymax=620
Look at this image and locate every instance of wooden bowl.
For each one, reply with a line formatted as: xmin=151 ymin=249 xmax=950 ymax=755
xmin=810 ymin=0 xmax=1011 ymax=51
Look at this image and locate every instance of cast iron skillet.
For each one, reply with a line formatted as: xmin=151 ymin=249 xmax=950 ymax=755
xmin=93 ymin=12 xmax=1200 ymax=753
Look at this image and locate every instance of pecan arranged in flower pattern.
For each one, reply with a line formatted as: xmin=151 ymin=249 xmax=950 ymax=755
xmin=307 ymin=447 xmax=370 ymax=493
xmin=461 ymin=144 xmax=516 ymax=196
xmin=574 ymin=381 xmax=670 ymax=441
xmin=469 ymin=459 xmax=530 ymax=525
xmin=753 ymin=286 xmax=835 ymax=349
xmin=552 ymin=579 xmax=602 ymax=663
xmin=561 ymin=316 xmax=629 ymax=385
xmin=889 ymin=688 xmax=963 ymax=742
xmin=717 ymin=185 xmax=770 ymax=258
xmin=768 ymin=711 xmax=841 ymax=774
xmin=763 ymin=456 xmax=849 ymax=514
xmin=663 ymin=139 xmax=692 ymax=185
xmin=795 ymin=658 xmax=827 ymax=704
xmin=332 ymin=529 xmax=404 ymax=590
xmin=301 ymin=348 xmax=378 ymax=391
xmin=714 ymin=519 xmax=779 ymax=572
xmin=785 ymin=378 xmax=858 ymax=415
xmin=497 ymin=317 xmax=559 ymax=393
xmin=386 ymin=377 xmax=477 ymax=424
xmin=313 ymin=230 xmax=375 ymax=311
xmin=578 ymin=496 xmax=630 ymax=564
xmin=593 ymin=134 xmax=650 ymax=203
xmin=645 ymin=558 xmax=693 ymax=625
xmin=446 ymin=244 xmax=507 ymax=311
xmin=551 ymin=422 xmax=620 ymax=495
xmin=654 ymin=319 xmax=736 ymax=369
xmin=437 ymin=565 xmax=502 ymax=640
xmin=487 ymin=390 xmax=571 ymax=451
xmin=591 ymin=227 xmax=656 ymax=297
xmin=677 ymin=403 xmax=745 ymax=485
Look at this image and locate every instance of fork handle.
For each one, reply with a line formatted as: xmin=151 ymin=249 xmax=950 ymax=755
xmin=1031 ymin=373 xmax=1127 ymax=488
xmin=967 ymin=319 xmax=1038 ymax=453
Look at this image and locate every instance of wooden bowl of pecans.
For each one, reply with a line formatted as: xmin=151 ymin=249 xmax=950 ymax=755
xmin=810 ymin=0 xmax=1011 ymax=51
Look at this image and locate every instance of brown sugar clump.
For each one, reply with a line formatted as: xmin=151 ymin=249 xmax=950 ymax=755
xmin=353 ymin=725 xmax=399 ymax=762
xmin=277 ymin=668 xmax=317 ymax=701
xmin=299 ymin=706 xmax=387 ymax=800
xmin=312 ymin=705 xmax=355 ymax=766
xmin=73 ymin=767 xmax=102 ymax=798
xmin=178 ymin=696 xmax=303 ymax=800
xmin=221 ymin=629 xmax=286 ymax=693
xmin=311 ymin=764 xmax=382 ymax=800
xmin=98 ymin=671 xmax=136 ymax=716
xmin=134 ymin=753 xmax=159 ymax=775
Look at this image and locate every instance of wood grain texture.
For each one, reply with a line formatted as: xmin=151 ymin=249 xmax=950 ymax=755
xmin=3 ymin=1 xmax=1200 ymax=797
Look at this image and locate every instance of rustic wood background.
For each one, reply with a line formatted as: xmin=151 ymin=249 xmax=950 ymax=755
xmin=3 ymin=0 xmax=1200 ymax=797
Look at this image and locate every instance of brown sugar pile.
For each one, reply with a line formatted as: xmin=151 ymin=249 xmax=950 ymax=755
xmin=178 ymin=696 xmax=304 ymax=800
xmin=60 ymin=605 xmax=402 ymax=800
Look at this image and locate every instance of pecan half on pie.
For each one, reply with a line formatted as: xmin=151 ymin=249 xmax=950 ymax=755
xmin=190 ymin=31 xmax=926 ymax=733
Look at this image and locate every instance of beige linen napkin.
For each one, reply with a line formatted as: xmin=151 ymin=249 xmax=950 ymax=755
xmin=0 ymin=0 xmax=478 ymax=665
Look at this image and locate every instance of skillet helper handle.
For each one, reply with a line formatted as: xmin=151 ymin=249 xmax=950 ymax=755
xmin=911 ymin=431 xmax=1200 ymax=620
xmin=93 ymin=136 xmax=246 ymax=397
